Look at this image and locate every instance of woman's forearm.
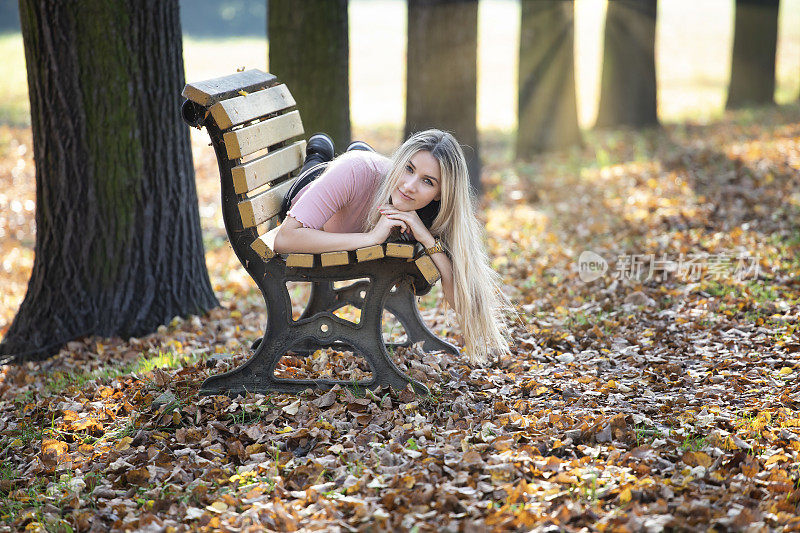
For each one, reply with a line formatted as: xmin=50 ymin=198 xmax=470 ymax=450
xmin=429 ymin=252 xmax=455 ymax=308
xmin=274 ymin=225 xmax=377 ymax=254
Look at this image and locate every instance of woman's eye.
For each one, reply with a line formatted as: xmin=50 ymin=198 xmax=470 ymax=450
xmin=424 ymin=179 xmax=433 ymax=186
xmin=405 ymin=165 xmax=413 ymax=172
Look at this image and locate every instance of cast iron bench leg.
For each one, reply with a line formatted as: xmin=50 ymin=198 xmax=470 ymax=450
xmin=299 ymin=281 xmax=336 ymax=320
xmin=384 ymin=278 xmax=459 ymax=355
xmin=201 ymin=275 xmax=429 ymax=396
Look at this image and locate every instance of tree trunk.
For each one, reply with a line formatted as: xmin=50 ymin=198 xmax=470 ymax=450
xmin=2 ymin=0 xmax=218 ymax=362
xmin=595 ymin=0 xmax=658 ymax=128
xmin=516 ymin=0 xmax=581 ymax=157
xmin=726 ymin=0 xmax=779 ymax=109
xmin=268 ymin=0 xmax=351 ymax=150
xmin=405 ymin=0 xmax=481 ymax=194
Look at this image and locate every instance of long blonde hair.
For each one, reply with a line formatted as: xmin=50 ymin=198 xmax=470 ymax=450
xmin=364 ymin=129 xmax=512 ymax=365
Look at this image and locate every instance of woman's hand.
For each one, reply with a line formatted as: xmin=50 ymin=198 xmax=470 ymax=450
xmin=369 ymin=213 xmax=409 ymax=245
xmin=379 ymin=204 xmax=435 ymax=247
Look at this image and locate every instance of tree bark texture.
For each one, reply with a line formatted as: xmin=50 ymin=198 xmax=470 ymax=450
xmin=595 ymin=0 xmax=658 ymax=128
xmin=268 ymin=0 xmax=351 ymax=150
xmin=2 ymin=0 xmax=218 ymax=361
xmin=516 ymin=0 xmax=581 ymax=157
xmin=405 ymin=0 xmax=481 ymax=194
xmin=726 ymin=0 xmax=779 ymax=109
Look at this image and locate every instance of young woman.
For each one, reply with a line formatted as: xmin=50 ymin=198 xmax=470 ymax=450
xmin=274 ymin=129 xmax=511 ymax=365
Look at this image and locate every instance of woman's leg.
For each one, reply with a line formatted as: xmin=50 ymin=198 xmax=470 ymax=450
xmin=280 ymin=133 xmax=335 ymax=221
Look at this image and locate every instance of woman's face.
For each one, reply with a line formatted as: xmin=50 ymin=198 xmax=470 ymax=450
xmin=390 ymin=150 xmax=442 ymax=212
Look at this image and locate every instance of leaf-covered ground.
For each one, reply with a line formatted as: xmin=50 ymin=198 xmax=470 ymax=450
xmin=2 ymin=104 xmax=800 ymax=532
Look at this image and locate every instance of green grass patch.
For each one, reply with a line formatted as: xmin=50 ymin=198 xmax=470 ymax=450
xmin=679 ymin=435 xmax=707 ymax=452
xmin=633 ymin=423 xmax=665 ymax=447
xmin=43 ymin=348 xmax=206 ymax=397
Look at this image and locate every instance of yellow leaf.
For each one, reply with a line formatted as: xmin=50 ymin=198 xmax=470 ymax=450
xmin=115 ymin=436 xmax=133 ymax=451
xmin=237 ymin=90 xmax=248 ymax=97
xmin=619 ymin=487 xmax=632 ymax=504
xmin=315 ymin=419 xmax=334 ymax=430
xmin=765 ymin=453 xmax=788 ymax=466
xmin=206 ymin=501 xmax=228 ymax=513
xmin=779 ymin=367 xmax=792 ymax=375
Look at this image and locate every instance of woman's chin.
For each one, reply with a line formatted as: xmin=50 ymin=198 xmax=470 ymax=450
xmin=391 ymin=196 xmax=412 ymax=211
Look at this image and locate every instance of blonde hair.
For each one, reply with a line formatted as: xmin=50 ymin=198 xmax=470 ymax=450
xmin=364 ymin=129 xmax=512 ymax=365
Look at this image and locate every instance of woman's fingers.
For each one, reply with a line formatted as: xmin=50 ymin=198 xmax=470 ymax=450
xmin=386 ymin=214 xmax=410 ymax=234
xmin=383 ymin=214 xmax=406 ymax=231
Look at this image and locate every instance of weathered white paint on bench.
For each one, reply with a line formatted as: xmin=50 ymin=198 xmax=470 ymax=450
xmin=231 ymin=140 xmax=306 ymax=194
xmin=237 ymin=178 xmax=296 ymax=228
xmin=210 ymin=84 xmax=296 ymax=130
xmin=223 ymin=111 xmax=304 ymax=160
xmin=182 ymin=69 xmax=275 ymax=107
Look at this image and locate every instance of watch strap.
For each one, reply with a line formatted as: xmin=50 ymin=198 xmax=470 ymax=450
xmin=424 ymin=238 xmax=444 ymax=256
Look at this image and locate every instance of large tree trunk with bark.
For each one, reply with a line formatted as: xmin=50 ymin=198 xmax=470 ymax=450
xmin=405 ymin=0 xmax=481 ymax=194
xmin=516 ymin=0 xmax=581 ymax=157
xmin=268 ymin=0 xmax=351 ymax=150
xmin=726 ymin=0 xmax=779 ymax=109
xmin=1 ymin=0 xmax=218 ymax=362
xmin=595 ymin=0 xmax=658 ymax=128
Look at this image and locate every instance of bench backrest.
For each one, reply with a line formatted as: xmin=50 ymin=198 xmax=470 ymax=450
xmin=182 ymin=70 xmax=440 ymax=285
xmin=182 ymin=70 xmax=306 ymax=260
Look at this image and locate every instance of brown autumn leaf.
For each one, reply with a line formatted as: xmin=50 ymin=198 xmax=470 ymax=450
xmin=126 ymin=467 xmax=151 ymax=486
xmin=682 ymin=451 xmax=713 ymax=468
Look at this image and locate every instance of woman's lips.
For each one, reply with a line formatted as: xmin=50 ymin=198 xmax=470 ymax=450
xmin=399 ymin=191 xmax=413 ymax=201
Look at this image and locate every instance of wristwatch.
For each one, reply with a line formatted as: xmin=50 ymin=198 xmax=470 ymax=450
xmin=425 ymin=238 xmax=445 ymax=256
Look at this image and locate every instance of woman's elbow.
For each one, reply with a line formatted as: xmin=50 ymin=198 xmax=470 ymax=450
xmin=273 ymin=226 xmax=292 ymax=253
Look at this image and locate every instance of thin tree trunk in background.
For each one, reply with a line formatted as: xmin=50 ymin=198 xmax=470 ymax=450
xmin=516 ymin=0 xmax=581 ymax=157
xmin=2 ymin=0 xmax=218 ymax=362
xmin=726 ymin=0 xmax=780 ymax=109
xmin=405 ymin=0 xmax=481 ymax=194
xmin=595 ymin=0 xmax=658 ymax=128
xmin=268 ymin=0 xmax=351 ymax=150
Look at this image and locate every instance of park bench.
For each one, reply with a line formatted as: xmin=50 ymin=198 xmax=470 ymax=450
xmin=180 ymin=69 xmax=458 ymax=396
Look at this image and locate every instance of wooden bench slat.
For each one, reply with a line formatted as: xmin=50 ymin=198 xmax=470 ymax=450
xmin=232 ymin=140 xmax=306 ymax=194
xmin=251 ymin=227 xmax=280 ymax=261
xmin=415 ymin=255 xmax=441 ymax=284
xmin=210 ymin=84 xmax=297 ymax=130
xmin=223 ymin=110 xmax=304 ymax=160
xmin=286 ymin=253 xmax=314 ymax=268
xmin=321 ymin=251 xmax=350 ymax=267
xmin=356 ymin=245 xmax=385 ymax=262
xmin=238 ymin=177 xmax=296 ymax=228
xmin=386 ymin=243 xmax=415 ymax=259
xmin=182 ymin=70 xmax=276 ymax=106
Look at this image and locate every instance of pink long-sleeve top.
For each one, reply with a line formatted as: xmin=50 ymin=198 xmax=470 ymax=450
xmin=286 ymin=150 xmax=392 ymax=233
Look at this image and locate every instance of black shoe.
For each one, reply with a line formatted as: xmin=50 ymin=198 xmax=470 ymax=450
xmin=346 ymin=140 xmax=375 ymax=152
xmin=306 ymin=133 xmax=335 ymax=163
